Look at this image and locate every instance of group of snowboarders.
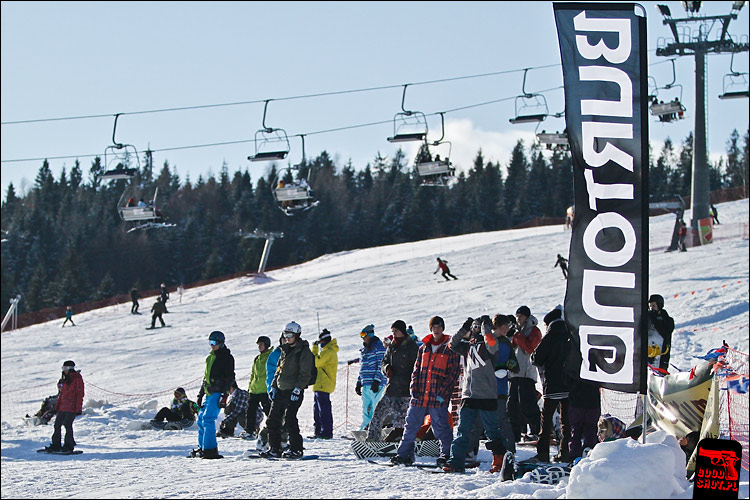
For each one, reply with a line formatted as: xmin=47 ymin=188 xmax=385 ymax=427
xmin=40 ymin=281 xmax=675 ymax=479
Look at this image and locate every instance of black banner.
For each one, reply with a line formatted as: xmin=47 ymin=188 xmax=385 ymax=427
xmin=555 ymin=3 xmax=649 ymax=393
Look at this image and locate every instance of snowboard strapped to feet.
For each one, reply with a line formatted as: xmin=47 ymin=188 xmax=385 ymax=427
xmin=37 ymin=448 xmax=82 ymax=455
xmin=350 ymin=439 xmax=440 ymax=459
xmin=244 ymin=452 xmax=319 ymax=461
xmin=143 ymin=419 xmax=194 ymax=430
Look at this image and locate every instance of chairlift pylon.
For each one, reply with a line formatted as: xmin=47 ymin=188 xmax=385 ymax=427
xmin=271 ymin=135 xmax=318 ymax=216
xmin=248 ymin=100 xmax=290 ymax=162
xmin=387 ymin=84 xmax=428 ymax=143
xmin=509 ymin=68 xmax=549 ymax=125
xmin=101 ymin=114 xmax=138 ymax=180
xmin=415 ymin=112 xmax=455 ymax=187
xmin=719 ymin=52 xmax=749 ymax=100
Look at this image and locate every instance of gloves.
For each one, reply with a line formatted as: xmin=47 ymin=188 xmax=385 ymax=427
xmin=481 ymin=315 xmax=492 ymax=334
xmin=269 ymin=387 xmax=277 ymax=401
xmin=197 ymin=394 xmax=203 ymax=407
xmin=355 ymin=380 xmax=362 ymax=396
xmin=462 ymin=317 xmax=474 ymax=331
xmin=436 ymin=395 xmax=445 ymax=404
xmin=347 ymin=358 xmax=359 ymax=365
xmin=290 ymin=387 xmax=302 ymax=402
xmin=371 ymin=380 xmax=380 ymax=393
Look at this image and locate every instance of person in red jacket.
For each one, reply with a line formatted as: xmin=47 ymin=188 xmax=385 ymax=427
xmin=44 ymin=360 xmax=85 ymax=452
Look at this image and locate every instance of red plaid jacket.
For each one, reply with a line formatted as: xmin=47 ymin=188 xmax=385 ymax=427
xmin=53 ymin=371 xmax=85 ymax=414
xmin=409 ymin=334 xmax=461 ymax=407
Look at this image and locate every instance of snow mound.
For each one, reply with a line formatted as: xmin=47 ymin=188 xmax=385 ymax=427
xmin=566 ymin=430 xmax=691 ymax=499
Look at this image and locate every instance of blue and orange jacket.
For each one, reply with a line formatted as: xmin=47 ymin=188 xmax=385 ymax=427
xmin=410 ymin=333 xmax=461 ymax=407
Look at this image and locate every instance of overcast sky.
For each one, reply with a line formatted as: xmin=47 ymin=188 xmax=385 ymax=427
xmin=2 ymin=1 xmax=748 ymax=197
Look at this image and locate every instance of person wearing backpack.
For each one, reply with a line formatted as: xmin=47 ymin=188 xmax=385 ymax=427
xmin=310 ymin=328 xmax=338 ymax=439
xmin=262 ymin=321 xmax=314 ymax=459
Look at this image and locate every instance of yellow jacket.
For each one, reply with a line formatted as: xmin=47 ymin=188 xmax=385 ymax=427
xmin=311 ymin=338 xmax=339 ymax=393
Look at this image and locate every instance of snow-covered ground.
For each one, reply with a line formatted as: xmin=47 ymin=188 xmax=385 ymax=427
xmin=1 ymin=198 xmax=748 ymax=499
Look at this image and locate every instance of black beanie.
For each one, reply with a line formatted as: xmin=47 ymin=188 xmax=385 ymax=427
xmin=391 ymin=320 xmax=407 ymax=335
xmin=319 ymin=328 xmax=332 ymax=341
xmin=429 ymin=316 xmax=445 ymax=329
xmin=543 ymin=307 xmax=563 ymax=325
xmin=516 ymin=305 xmax=531 ymax=318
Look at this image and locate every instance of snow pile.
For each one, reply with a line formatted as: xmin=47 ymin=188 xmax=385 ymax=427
xmin=567 ymin=431 xmax=691 ymax=499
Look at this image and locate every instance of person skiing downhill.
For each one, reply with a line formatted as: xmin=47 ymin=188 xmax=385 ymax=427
xmin=434 ymin=257 xmax=458 ymax=281
xmin=554 ymin=254 xmax=569 ymax=279
xmin=61 ymin=306 xmax=75 ymax=327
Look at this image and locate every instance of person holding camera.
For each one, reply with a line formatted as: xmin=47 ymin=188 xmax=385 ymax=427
xmin=443 ymin=315 xmax=513 ymax=479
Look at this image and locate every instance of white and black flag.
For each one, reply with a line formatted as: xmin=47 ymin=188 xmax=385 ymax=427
xmin=554 ymin=3 xmax=649 ymax=393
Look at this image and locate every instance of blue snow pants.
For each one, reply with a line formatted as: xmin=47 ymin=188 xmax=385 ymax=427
xmin=197 ymin=392 xmax=221 ymax=451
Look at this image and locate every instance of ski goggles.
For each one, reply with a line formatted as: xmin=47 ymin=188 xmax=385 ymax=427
xmin=209 ymin=340 xmax=221 ymax=346
xmin=282 ymin=332 xmax=297 ymax=338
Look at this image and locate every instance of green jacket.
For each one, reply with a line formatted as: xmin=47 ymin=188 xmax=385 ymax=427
xmin=248 ymin=348 xmax=273 ymax=394
xmin=312 ymin=338 xmax=339 ymax=393
xmin=272 ymin=339 xmax=314 ymax=391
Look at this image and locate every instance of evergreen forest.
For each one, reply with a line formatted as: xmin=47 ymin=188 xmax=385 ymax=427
xmin=2 ymin=129 xmax=748 ymax=317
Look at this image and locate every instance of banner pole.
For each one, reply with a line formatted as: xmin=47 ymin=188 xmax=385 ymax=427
xmin=641 ymin=391 xmax=648 ymax=444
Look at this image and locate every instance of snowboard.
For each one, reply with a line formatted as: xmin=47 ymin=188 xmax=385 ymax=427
xmin=350 ymin=439 xmax=440 ymax=459
xmin=142 ymin=419 xmax=194 ymax=430
xmin=244 ymin=453 xmax=319 ymax=461
xmin=367 ymin=459 xmax=480 ymax=470
xmin=37 ymin=448 xmax=83 ymax=455
xmin=515 ymin=459 xmax=572 ymax=484
xmin=145 ymin=325 xmax=170 ymax=330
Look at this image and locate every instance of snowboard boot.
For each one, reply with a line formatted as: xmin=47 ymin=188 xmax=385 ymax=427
xmin=201 ymin=447 xmax=223 ymax=459
xmin=389 ymin=454 xmax=413 ymax=466
xmin=260 ymin=447 xmax=282 ymax=459
xmin=187 ymin=447 xmax=203 ymax=458
xmin=500 ymin=452 xmax=516 ymax=481
xmin=282 ymin=449 xmax=303 ymax=459
xmin=383 ymin=427 xmax=404 ymax=442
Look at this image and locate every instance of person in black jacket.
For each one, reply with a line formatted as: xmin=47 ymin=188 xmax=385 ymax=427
xmin=160 ymin=283 xmax=170 ymax=306
xmin=130 ymin=287 xmax=140 ymax=314
xmin=647 ymin=294 xmax=675 ymax=371
xmin=530 ymin=306 xmax=571 ymax=463
xmin=189 ymin=331 xmax=235 ymax=459
xmin=366 ymin=320 xmax=419 ymax=442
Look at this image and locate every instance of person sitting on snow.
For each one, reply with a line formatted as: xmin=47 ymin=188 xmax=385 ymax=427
xmin=151 ymin=387 xmax=199 ymax=426
xmin=596 ymin=414 xmax=628 ymax=442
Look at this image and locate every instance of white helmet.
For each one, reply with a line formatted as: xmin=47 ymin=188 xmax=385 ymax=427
xmin=283 ymin=321 xmax=302 ymax=336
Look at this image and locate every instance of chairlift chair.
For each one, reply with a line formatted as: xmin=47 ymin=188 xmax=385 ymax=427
xmin=387 ymin=84 xmax=428 ymax=143
xmin=101 ymin=114 xmax=139 ymax=180
xmin=248 ymin=100 xmax=291 ymax=162
xmin=415 ymin=113 xmax=455 ymax=187
xmin=536 ymin=130 xmax=569 ymax=150
xmin=271 ymin=135 xmax=318 ymax=216
xmin=649 ymin=59 xmax=687 ymax=122
xmin=719 ymin=54 xmax=749 ymax=99
xmin=509 ymin=68 xmax=549 ymax=125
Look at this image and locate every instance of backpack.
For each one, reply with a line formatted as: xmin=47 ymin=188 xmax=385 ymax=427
xmin=308 ymin=363 xmax=318 ymax=388
xmin=497 ymin=337 xmax=521 ymax=374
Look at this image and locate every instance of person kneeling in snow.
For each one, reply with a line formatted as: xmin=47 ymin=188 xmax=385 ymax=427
xmin=217 ymin=381 xmax=250 ymax=438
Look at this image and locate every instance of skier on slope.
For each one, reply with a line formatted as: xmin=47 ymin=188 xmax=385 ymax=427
xmin=149 ymin=296 xmax=167 ymax=329
xmin=434 ymin=257 xmax=458 ymax=281
xmin=554 ymin=254 xmax=569 ymax=279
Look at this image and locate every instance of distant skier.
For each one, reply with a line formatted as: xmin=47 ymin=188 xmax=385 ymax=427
xmin=710 ymin=204 xmax=720 ymax=225
xmin=434 ymin=257 xmax=458 ymax=281
xmin=149 ymin=296 xmax=167 ymax=329
xmin=61 ymin=306 xmax=75 ymax=328
xmin=677 ymin=220 xmax=688 ymax=252
xmin=160 ymin=283 xmax=170 ymax=306
xmin=554 ymin=254 xmax=569 ymax=279
xmin=130 ymin=287 xmax=140 ymax=314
